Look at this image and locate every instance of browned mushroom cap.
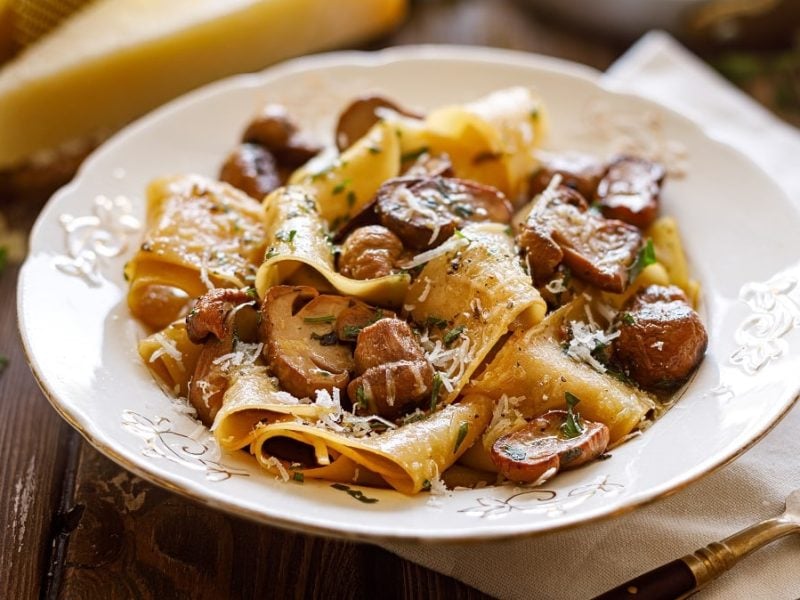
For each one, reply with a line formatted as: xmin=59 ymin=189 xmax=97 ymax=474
xmin=260 ymin=286 xmax=355 ymax=399
xmin=353 ymin=318 xmax=425 ymax=372
xmin=347 ymin=318 xmax=435 ymax=418
xmin=339 ymin=225 xmax=405 ymax=281
xmin=219 ymin=143 xmax=281 ymax=200
xmin=376 ymin=176 xmax=513 ymax=250
xmin=596 ymin=156 xmax=666 ymax=229
xmin=242 ymin=103 xmax=321 ymax=169
xmin=529 ymin=152 xmax=606 ymax=200
xmin=518 ymin=184 xmax=642 ymax=292
xmin=612 ymin=284 xmax=708 ymax=390
xmin=335 ymin=94 xmax=423 ymax=151
xmin=186 ymin=288 xmax=255 ymax=344
xmin=491 ymin=411 xmax=610 ymax=483
xmin=334 ymin=299 xmax=395 ymax=342
xmin=347 ymin=360 xmax=434 ymax=419
xmin=188 ymin=302 xmax=260 ymax=426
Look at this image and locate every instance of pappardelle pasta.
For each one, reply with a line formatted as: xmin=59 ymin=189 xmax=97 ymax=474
xmin=128 ymin=88 xmax=707 ymax=494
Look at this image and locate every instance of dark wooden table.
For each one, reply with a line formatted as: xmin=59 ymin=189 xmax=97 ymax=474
xmin=1 ymin=1 xmax=795 ymax=598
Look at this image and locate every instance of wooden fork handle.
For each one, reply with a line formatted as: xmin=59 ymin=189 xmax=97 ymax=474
xmin=592 ymin=558 xmax=696 ymax=600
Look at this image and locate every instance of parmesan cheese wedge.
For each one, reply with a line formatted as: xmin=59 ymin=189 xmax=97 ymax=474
xmin=0 ymin=0 xmax=407 ymax=169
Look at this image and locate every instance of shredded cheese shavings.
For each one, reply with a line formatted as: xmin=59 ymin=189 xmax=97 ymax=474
xmin=419 ymin=328 xmax=473 ymax=394
xmin=399 ymin=236 xmax=469 ymax=270
xmin=565 ymin=321 xmax=620 ymax=374
xmin=149 ymin=332 xmax=183 ymax=365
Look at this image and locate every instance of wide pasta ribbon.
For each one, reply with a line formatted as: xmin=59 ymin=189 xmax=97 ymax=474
xmin=404 ymin=223 xmax=546 ymax=404
xmin=126 ymin=175 xmax=267 ymax=329
xmin=255 ymin=185 xmax=410 ymax=306
xmin=212 ymin=367 xmax=493 ymax=494
xmin=467 ymin=300 xmax=656 ymax=443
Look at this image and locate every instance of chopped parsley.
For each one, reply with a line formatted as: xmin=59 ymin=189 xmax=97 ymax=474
xmin=332 ymin=178 xmax=351 ymax=195
xmin=430 ymin=372 xmax=443 ymax=411
xmin=400 ymin=146 xmax=429 ymax=162
xmin=292 ymin=472 xmax=305 ymax=483
xmin=356 ymin=385 xmax=368 ymax=409
xmin=303 ymin=314 xmax=336 ymax=324
xmin=342 ymin=324 xmax=362 ymax=339
xmin=629 ymin=238 xmax=657 ymax=282
xmin=368 ymin=145 xmax=381 ymax=155
xmin=561 ymin=392 xmax=585 ymax=439
xmin=310 ymin=331 xmax=338 ymax=346
xmin=452 ymin=204 xmax=474 ymax=219
xmin=276 ymin=229 xmax=297 ymax=244
xmin=425 ymin=315 xmax=448 ymax=330
xmin=245 ymin=287 xmax=258 ymax=299
xmin=0 ymin=246 xmax=7 ymax=274
xmin=453 ymin=422 xmax=469 ymax=453
xmin=621 ymin=312 xmax=636 ymax=326
xmin=346 ymin=190 xmax=356 ymax=207
xmin=443 ymin=325 xmax=465 ymax=347
xmin=331 ymin=483 xmax=378 ymax=504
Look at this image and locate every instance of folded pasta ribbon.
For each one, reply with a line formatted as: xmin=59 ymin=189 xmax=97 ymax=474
xmin=213 ymin=367 xmax=493 ymax=494
xmin=256 ymin=185 xmax=410 ymax=307
xmin=126 ymin=175 xmax=267 ymax=329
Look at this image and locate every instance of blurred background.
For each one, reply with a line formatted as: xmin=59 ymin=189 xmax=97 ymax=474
xmin=0 ymin=0 xmax=797 ymax=211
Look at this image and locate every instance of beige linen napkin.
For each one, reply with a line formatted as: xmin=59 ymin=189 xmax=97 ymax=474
xmin=383 ymin=31 xmax=800 ymax=600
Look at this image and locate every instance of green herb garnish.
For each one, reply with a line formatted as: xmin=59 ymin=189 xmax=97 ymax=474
xmin=401 ymin=146 xmax=429 ymax=162
xmin=561 ymin=392 xmax=584 ymax=439
xmin=425 ymin=315 xmax=448 ymax=330
xmin=368 ymin=145 xmax=381 ymax=155
xmin=454 ymin=422 xmax=469 ymax=453
xmin=293 ymin=472 xmax=305 ymax=483
xmin=629 ymin=238 xmax=656 ymax=282
xmin=303 ymin=314 xmax=336 ymax=324
xmin=310 ymin=331 xmax=338 ymax=346
xmin=430 ymin=372 xmax=442 ymax=411
xmin=502 ymin=444 xmax=526 ymax=462
xmin=342 ymin=324 xmax=362 ymax=339
xmin=346 ymin=190 xmax=356 ymax=207
xmin=245 ymin=287 xmax=258 ymax=299
xmin=276 ymin=229 xmax=297 ymax=244
xmin=443 ymin=325 xmax=465 ymax=347
xmin=356 ymin=385 xmax=368 ymax=409
xmin=0 ymin=246 xmax=7 ymax=274
xmin=332 ymin=178 xmax=351 ymax=195
xmin=621 ymin=312 xmax=636 ymax=326
xmin=331 ymin=483 xmax=378 ymax=504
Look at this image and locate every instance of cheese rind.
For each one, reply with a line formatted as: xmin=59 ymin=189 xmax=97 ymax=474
xmin=0 ymin=0 xmax=407 ymax=169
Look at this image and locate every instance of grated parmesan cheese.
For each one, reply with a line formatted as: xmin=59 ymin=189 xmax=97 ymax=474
xmin=149 ymin=332 xmax=183 ymax=365
xmin=265 ymin=457 xmax=290 ymax=482
xmin=212 ymin=342 xmax=263 ymax=371
xmin=399 ymin=236 xmax=469 ymax=270
xmin=564 ymin=321 xmax=620 ymax=374
xmin=199 ymin=249 xmax=216 ymax=290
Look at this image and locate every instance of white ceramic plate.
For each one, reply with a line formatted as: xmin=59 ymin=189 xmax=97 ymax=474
xmin=18 ymin=46 xmax=800 ymax=542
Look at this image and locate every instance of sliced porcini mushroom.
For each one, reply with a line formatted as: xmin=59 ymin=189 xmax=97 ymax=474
xmin=186 ymin=288 xmax=255 ymax=344
xmin=529 ymin=152 xmax=606 ymax=200
xmin=347 ymin=318 xmax=434 ymax=418
xmin=491 ymin=410 xmax=610 ymax=483
xmin=260 ymin=286 xmax=355 ymax=399
xmin=335 ymin=94 xmax=422 ymax=151
xmin=376 ymin=176 xmax=513 ymax=250
xmin=219 ymin=143 xmax=281 ymax=200
xmin=339 ymin=225 xmax=405 ymax=280
xmin=334 ymin=299 xmax=395 ymax=342
xmin=612 ymin=284 xmax=708 ymax=390
xmin=518 ymin=184 xmax=642 ymax=292
xmin=596 ymin=155 xmax=665 ymax=229
xmin=188 ymin=299 xmax=260 ymax=426
xmin=242 ymin=103 xmax=321 ymax=168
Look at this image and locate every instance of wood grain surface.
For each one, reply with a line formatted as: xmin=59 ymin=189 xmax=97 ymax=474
xmin=2 ymin=1 xmax=790 ymax=598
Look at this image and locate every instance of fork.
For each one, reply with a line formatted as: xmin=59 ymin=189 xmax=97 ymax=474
xmin=594 ymin=489 xmax=800 ymax=599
